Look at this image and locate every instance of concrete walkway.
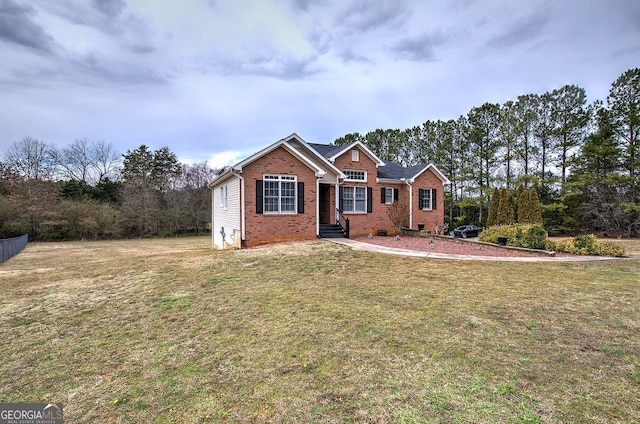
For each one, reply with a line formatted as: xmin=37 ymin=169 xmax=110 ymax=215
xmin=329 ymin=238 xmax=624 ymax=262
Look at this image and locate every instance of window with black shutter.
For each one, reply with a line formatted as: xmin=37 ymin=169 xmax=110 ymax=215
xmin=257 ymin=175 xmax=300 ymax=214
xmin=418 ymin=188 xmax=433 ymax=210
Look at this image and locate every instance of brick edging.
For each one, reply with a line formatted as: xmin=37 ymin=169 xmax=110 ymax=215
xmin=401 ymin=229 xmax=556 ymax=257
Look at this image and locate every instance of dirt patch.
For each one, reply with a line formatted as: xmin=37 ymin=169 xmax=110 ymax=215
xmin=352 ymin=235 xmax=562 ymax=257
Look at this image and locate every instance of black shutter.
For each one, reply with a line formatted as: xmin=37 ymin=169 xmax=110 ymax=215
xmin=339 ymin=186 xmax=344 ymax=212
xmin=367 ymin=187 xmax=373 ymax=213
xmin=418 ymin=189 xmax=424 ymax=210
xmin=394 ymin=188 xmax=399 ymax=202
xmin=381 ymin=187 xmax=386 ymax=204
xmin=432 ymin=188 xmax=437 ymax=209
xmin=256 ymin=180 xmax=263 ymax=214
xmin=297 ymin=182 xmax=304 ymax=213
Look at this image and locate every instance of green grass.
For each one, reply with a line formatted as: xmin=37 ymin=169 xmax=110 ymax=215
xmin=1 ymin=237 xmax=639 ymax=423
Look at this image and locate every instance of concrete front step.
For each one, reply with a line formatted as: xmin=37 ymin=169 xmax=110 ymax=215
xmin=319 ymin=224 xmax=345 ymax=238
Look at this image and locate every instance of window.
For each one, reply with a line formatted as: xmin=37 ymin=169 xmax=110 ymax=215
xmin=351 ymin=149 xmax=360 ymax=162
xmin=383 ymin=187 xmax=394 ymax=204
xmin=342 ymin=186 xmax=367 ymax=213
xmin=343 ymin=169 xmax=366 ymax=181
xmin=264 ymin=175 xmax=296 ymax=213
xmin=419 ymin=188 xmax=437 ymax=210
xmin=219 ymin=185 xmax=228 ymax=209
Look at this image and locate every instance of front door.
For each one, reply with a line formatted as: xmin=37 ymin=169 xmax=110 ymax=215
xmin=319 ymin=184 xmax=332 ymax=224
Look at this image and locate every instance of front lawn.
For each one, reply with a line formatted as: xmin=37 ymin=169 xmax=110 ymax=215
xmin=1 ymin=237 xmax=639 ymax=422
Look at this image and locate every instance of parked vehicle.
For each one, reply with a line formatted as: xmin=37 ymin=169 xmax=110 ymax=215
xmin=451 ymin=225 xmax=483 ymax=238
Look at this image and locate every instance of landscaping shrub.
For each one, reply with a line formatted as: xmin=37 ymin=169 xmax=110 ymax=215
xmin=479 ymin=224 xmax=550 ymax=250
xmin=564 ymin=234 xmax=626 ymax=257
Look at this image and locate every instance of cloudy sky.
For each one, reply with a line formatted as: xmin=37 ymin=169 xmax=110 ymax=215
xmin=1 ymin=0 xmax=638 ymax=168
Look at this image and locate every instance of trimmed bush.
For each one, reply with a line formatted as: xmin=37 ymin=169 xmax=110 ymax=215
xmin=564 ymin=234 xmax=626 ymax=257
xmin=479 ymin=224 xmax=550 ymax=250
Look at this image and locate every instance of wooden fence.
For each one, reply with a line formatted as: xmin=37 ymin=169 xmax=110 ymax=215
xmin=0 ymin=234 xmax=29 ymax=263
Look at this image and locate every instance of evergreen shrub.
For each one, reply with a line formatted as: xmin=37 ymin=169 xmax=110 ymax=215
xmin=479 ymin=224 xmax=550 ymax=250
xmin=564 ymin=234 xmax=626 ymax=257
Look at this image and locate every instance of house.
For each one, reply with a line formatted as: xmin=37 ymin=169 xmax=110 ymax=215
xmin=209 ymin=133 xmax=450 ymax=249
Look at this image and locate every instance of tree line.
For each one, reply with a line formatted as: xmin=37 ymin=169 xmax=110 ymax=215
xmin=0 ymin=138 xmax=219 ymax=240
xmin=2 ymin=68 xmax=638 ymax=241
xmin=335 ymin=68 xmax=640 ymax=236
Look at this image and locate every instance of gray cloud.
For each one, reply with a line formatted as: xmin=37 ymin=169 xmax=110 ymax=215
xmin=1 ymin=0 xmax=638 ymax=166
xmin=611 ymin=43 xmax=640 ymax=59
xmin=290 ymin=0 xmax=320 ymax=12
xmin=337 ymin=0 xmax=411 ymax=33
xmin=93 ymin=0 xmax=126 ymax=19
xmin=211 ymin=53 xmax=324 ymax=81
xmin=70 ymin=51 xmax=170 ymax=85
xmin=392 ymin=31 xmax=446 ymax=61
xmin=338 ymin=48 xmax=374 ymax=63
xmin=0 ymin=0 xmax=55 ymax=53
xmin=35 ymin=0 xmax=157 ymax=55
xmin=487 ymin=12 xmax=549 ymax=49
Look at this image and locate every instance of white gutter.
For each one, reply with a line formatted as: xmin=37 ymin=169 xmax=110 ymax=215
xmin=406 ymin=179 xmax=413 ymax=229
xmin=316 ymin=177 xmax=320 ymax=237
xmin=231 ymin=170 xmax=246 ymax=241
xmin=336 ymin=175 xmax=344 ymax=223
xmin=210 ymin=188 xmax=215 ymax=247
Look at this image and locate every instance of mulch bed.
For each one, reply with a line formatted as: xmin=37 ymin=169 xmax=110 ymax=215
xmin=352 ymin=235 xmax=566 ymax=257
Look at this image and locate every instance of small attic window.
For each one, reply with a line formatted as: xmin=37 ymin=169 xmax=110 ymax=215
xmin=351 ymin=149 xmax=360 ymax=162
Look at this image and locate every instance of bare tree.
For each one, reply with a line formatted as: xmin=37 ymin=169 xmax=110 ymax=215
xmin=3 ymin=136 xmax=52 ymax=180
xmin=92 ymin=140 xmax=121 ymax=183
xmin=50 ymin=138 xmax=121 ymax=185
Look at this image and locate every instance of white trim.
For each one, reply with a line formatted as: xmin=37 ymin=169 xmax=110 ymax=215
xmin=343 ymin=169 xmax=367 ymax=182
xmin=231 ymin=171 xmax=245 ymax=241
xmin=316 ymin=178 xmax=320 ymax=237
xmin=383 ymin=187 xmax=394 ymax=205
xmin=407 ymin=163 xmax=451 ymax=185
xmin=289 ymin=134 xmax=345 ymax=179
xmin=244 ymin=140 xmax=325 ymax=177
xmin=327 ymin=141 xmax=385 ymax=167
xmin=407 ymin=181 xmax=413 ymax=229
xmin=263 ymin=174 xmax=298 ymax=214
xmin=341 ymin=185 xmax=367 ymax=214
xmin=419 ymin=188 xmax=433 ymax=211
xmin=334 ymin=182 xmax=340 ymax=221
xmin=214 ymin=186 xmax=216 ymax=248
xmin=219 ymin=185 xmax=228 ymax=210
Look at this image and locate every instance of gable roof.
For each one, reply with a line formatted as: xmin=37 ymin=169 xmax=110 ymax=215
xmin=209 ymin=134 xmax=450 ymax=188
xmin=309 ymin=141 xmax=449 ymax=184
xmin=209 ymin=134 xmax=337 ymax=188
xmin=308 ymin=141 xmax=386 ymax=167
xmin=378 ymin=160 xmax=451 ymax=184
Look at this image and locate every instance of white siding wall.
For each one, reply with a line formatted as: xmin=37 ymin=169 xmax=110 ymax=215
xmin=212 ymin=176 xmax=242 ymax=249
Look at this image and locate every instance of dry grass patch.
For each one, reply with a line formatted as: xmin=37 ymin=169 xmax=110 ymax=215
xmin=1 ymin=237 xmax=639 ymax=423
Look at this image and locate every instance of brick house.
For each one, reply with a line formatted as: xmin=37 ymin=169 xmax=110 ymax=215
xmin=209 ymin=133 xmax=450 ymax=249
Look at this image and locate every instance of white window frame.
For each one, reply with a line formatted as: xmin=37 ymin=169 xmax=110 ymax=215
xmin=384 ymin=187 xmax=394 ymax=205
xmin=342 ymin=186 xmax=367 ymax=213
xmin=219 ymin=185 xmax=228 ymax=210
xmin=351 ymin=149 xmax=360 ymax=162
xmin=263 ymin=174 xmax=297 ymax=214
xmin=343 ymin=169 xmax=367 ymax=182
xmin=420 ymin=188 xmax=432 ymax=210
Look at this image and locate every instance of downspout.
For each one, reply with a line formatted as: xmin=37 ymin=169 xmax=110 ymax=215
xmin=406 ymin=179 xmax=413 ymax=229
xmin=316 ymin=177 xmax=320 ymax=237
xmin=335 ymin=177 xmax=343 ymax=225
xmin=210 ymin=187 xmax=215 ymax=247
xmin=230 ymin=170 xmax=245 ymax=241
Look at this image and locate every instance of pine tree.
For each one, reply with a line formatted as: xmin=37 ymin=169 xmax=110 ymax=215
xmin=497 ymin=187 xmax=515 ymax=224
xmin=528 ymin=187 xmax=543 ymax=224
xmin=486 ymin=188 xmax=499 ymax=227
xmin=516 ymin=184 xmax=528 ymax=223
